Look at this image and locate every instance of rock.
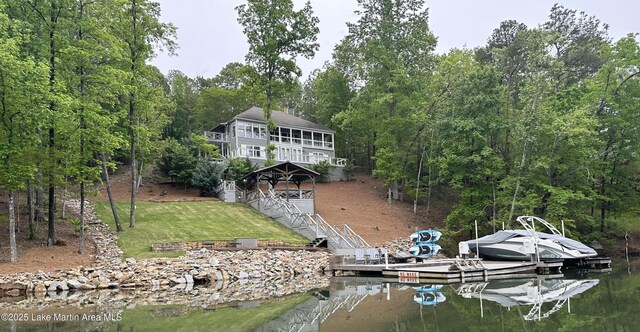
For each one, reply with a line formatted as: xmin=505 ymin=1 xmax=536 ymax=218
xmin=67 ymin=279 xmax=83 ymax=289
xmin=34 ymin=283 xmax=47 ymax=294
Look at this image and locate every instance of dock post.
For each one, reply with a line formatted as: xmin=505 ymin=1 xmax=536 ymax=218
xmin=474 ymin=220 xmax=479 ymax=258
xmin=561 ymin=219 xmax=565 ymax=237
xmin=385 ymin=252 xmax=389 ymax=269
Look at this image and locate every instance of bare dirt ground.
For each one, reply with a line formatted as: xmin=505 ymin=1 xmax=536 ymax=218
xmin=0 ymin=168 xmax=452 ymax=274
xmin=315 ymin=176 xmax=449 ymax=246
xmin=0 ymin=192 xmax=96 ymax=274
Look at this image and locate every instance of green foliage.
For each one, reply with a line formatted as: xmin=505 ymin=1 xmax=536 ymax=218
xmin=158 ymin=140 xmax=197 ymax=186
xmin=310 ymin=160 xmax=330 ymax=182
xmin=225 ymin=158 xmax=258 ymax=185
xmin=190 ymin=159 xmax=225 ymax=197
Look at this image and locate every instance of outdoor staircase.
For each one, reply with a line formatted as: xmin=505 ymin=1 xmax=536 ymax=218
xmin=246 ymin=188 xmax=371 ymax=252
xmin=307 ymin=237 xmax=328 ymax=248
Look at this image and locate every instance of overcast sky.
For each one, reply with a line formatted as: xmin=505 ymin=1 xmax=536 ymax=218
xmin=150 ymin=0 xmax=640 ymax=80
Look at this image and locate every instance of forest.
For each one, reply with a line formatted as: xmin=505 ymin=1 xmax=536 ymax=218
xmin=1 ymin=0 xmax=639 ymax=263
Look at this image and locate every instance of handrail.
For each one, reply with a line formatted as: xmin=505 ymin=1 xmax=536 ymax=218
xmin=335 ymin=224 xmax=370 ymax=248
xmin=257 ymin=188 xmax=357 ymax=249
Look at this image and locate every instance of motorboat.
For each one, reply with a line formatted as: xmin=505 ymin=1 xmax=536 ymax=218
xmin=409 ymin=242 xmax=442 ymax=257
xmin=457 ymin=278 xmax=599 ymax=320
xmin=410 ymin=229 xmax=442 ymax=243
xmin=464 ymin=216 xmax=597 ymax=261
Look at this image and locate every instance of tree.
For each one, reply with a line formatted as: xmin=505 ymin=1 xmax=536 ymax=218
xmin=113 ymin=0 xmax=176 ymax=228
xmin=236 ymin=0 xmax=319 ymax=164
xmin=0 ymin=8 xmax=49 ymax=261
xmin=332 ymin=0 xmax=437 ymax=193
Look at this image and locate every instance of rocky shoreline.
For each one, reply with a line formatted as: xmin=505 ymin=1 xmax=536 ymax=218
xmin=0 ymin=199 xmax=331 ymax=299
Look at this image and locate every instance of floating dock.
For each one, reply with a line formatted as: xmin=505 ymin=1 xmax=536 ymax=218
xmin=330 ymin=256 xmax=606 ymax=284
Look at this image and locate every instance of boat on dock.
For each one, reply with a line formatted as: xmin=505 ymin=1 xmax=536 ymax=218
xmin=464 ymin=216 xmax=597 ymax=262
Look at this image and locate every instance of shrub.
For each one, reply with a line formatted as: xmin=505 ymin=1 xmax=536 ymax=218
xmin=310 ymin=160 xmax=330 ymax=182
xmin=191 ymin=159 xmax=225 ymax=196
xmin=158 ymin=139 xmax=197 ymax=187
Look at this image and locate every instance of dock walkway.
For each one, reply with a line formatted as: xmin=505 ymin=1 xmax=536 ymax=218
xmin=331 ymin=258 xmax=572 ymax=284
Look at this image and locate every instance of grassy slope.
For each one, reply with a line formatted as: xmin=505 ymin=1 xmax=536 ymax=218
xmin=93 ymin=201 xmax=308 ymax=258
xmin=107 ymin=295 xmax=313 ymax=332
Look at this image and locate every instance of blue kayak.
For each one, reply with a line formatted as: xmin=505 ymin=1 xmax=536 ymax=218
xmin=410 ymin=229 xmax=442 ymax=243
xmin=413 ymin=291 xmax=446 ymax=306
xmin=409 ymin=243 xmax=442 ymax=257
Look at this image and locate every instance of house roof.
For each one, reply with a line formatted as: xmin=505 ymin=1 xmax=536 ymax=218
xmin=234 ymin=106 xmax=332 ymax=132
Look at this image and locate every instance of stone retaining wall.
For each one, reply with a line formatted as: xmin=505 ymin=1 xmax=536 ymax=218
xmin=151 ymin=240 xmax=307 ymax=252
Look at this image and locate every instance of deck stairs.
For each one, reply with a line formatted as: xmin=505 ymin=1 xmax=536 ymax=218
xmin=246 ymin=188 xmax=370 ymax=252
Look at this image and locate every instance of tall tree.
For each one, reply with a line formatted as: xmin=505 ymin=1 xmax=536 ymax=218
xmin=236 ymin=0 xmax=319 ymax=164
xmin=332 ymin=0 xmax=436 ymax=194
xmin=0 ymin=8 xmax=49 ymax=261
xmin=113 ymin=0 xmax=175 ymax=228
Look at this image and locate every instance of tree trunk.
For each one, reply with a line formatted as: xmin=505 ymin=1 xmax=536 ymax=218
xmin=9 ymin=190 xmax=18 ymax=263
xmin=414 ymin=145 xmax=427 ymax=214
xmin=508 ymin=140 xmax=528 ymax=223
xmin=61 ymin=179 xmax=67 ymax=219
xmin=79 ymin=182 xmax=85 ymax=254
xmin=46 ymin=1 xmax=58 ymax=247
xmin=27 ymin=181 xmax=36 ymax=240
xmin=101 ymin=154 xmax=123 ymax=232
xmin=129 ymin=91 xmax=137 ymax=228
xmin=36 ymin=172 xmax=45 ymax=223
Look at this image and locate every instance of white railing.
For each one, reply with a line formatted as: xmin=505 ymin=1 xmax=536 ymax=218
xmin=334 ymin=224 xmax=371 ymax=248
xmin=272 ymin=189 xmax=313 ymax=200
xmin=257 ymin=189 xmax=361 ymax=249
xmin=204 ymin=131 xmax=229 ymax=142
xmin=222 ymin=180 xmax=235 ymax=191
xmin=232 ymin=148 xmax=347 ymax=167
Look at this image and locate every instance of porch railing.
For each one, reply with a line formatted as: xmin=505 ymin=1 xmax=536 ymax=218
xmin=204 ymin=131 xmax=229 ymax=142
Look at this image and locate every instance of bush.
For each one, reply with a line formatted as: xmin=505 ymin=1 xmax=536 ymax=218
xmin=191 ymin=159 xmax=225 ymax=196
xmin=158 ymin=139 xmax=197 ymax=187
xmin=310 ymin=160 xmax=330 ymax=182
xmin=225 ymin=158 xmax=258 ymax=187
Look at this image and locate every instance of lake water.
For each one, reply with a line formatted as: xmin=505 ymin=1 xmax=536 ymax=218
xmin=1 ymin=260 xmax=638 ymax=332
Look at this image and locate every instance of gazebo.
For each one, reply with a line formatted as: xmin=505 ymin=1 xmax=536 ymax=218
xmin=242 ymin=161 xmax=319 ymax=215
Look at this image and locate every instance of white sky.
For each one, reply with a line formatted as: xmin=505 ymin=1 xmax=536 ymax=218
xmin=150 ymin=0 xmax=640 ymax=79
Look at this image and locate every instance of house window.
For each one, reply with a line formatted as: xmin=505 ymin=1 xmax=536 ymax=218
xmin=303 ymin=131 xmax=312 ymax=146
xmin=237 ymin=122 xmax=245 ymax=137
xmin=241 ymin=145 xmax=263 ymax=159
xmin=313 ymin=132 xmax=323 ymax=147
xmin=323 ymin=133 xmax=333 ymax=149
xmin=237 ymin=121 xmax=267 ymax=139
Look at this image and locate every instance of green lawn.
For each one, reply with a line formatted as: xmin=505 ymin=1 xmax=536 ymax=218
xmin=92 ymin=200 xmax=308 ymax=258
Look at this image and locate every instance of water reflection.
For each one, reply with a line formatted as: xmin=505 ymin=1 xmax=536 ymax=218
xmin=456 ymin=278 xmax=599 ymax=321
xmin=1 ymin=262 xmax=639 ymax=332
xmin=413 ymin=285 xmax=446 ymax=306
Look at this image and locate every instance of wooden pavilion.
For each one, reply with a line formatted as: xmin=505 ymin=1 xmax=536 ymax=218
xmin=242 ymin=161 xmax=319 ymax=215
